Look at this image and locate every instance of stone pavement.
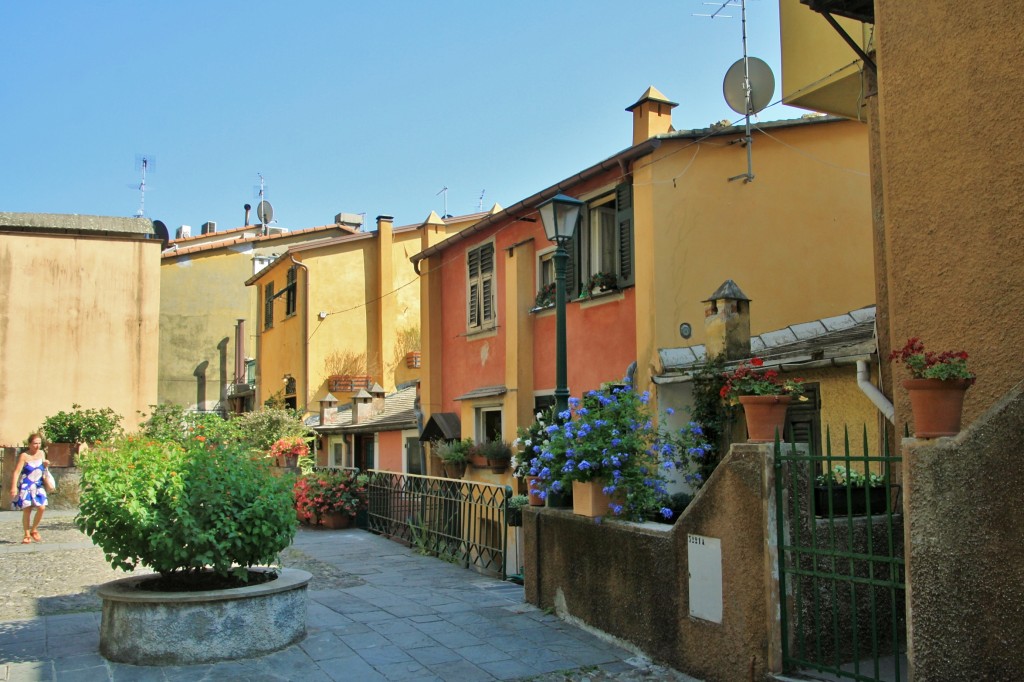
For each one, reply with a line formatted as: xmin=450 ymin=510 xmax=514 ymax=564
xmin=0 ymin=510 xmax=701 ymax=682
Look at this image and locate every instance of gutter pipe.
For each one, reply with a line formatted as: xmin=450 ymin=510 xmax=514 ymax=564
xmin=857 ymin=359 xmax=894 ymax=424
xmin=289 ymin=255 xmax=310 ymax=416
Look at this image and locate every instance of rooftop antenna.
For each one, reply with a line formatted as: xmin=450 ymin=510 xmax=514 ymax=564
xmin=478 ymin=189 xmax=486 ymax=212
xmin=436 ymin=186 xmax=449 ymax=218
xmin=255 ymin=173 xmax=275 ymax=228
xmin=696 ymin=0 xmax=774 ymax=183
xmin=133 ymin=154 xmax=155 ymax=217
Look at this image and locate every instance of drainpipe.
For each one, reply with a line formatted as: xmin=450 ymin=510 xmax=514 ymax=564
xmin=289 ymin=255 xmax=310 ymax=415
xmin=857 ymin=359 xmax=894 ymax=424
xmin=625 ymin=361 xmax=637 ymax=389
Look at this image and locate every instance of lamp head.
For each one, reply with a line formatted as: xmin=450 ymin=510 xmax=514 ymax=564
xmin=537 ymin=193 xmax=583 ymax=244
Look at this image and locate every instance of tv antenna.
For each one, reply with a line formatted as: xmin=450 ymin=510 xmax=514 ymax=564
xmin=478 ymin=189 xmax=486 ymax=212
xmin=696 ymin=0 xmax=774 ymax=183
xmin=436 ymin=186 xmax=449 ymax=218
xmin=133 ymin=154 xmax=155 ymax=217
xmin=255 ymin=173 xmax=274 ymax=225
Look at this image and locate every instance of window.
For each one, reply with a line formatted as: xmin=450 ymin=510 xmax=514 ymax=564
xmin=405 ymin=436 xmax=425 ymax=475
xmin=285 ymin=266 xmax=297 ymax=316
xmin=467 ymin=242 xmax=495 ymax=330
xmin=538 ymin=250 xmax=555 ymax=289
xmin=476 ymin=407 xmax=502 ymax=442
xmin=264 ymin=282 xmax=275 ymax=330
xmin=569 ymin=182 xmax=635 ymax=294
xmin=283 ymin=376 xmax=297 ymax=410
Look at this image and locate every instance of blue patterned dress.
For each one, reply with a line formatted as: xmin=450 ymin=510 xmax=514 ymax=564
xmin=13 ymin=459 xmax=47 ymax=509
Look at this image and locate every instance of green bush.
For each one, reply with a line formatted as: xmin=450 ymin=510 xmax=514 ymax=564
xmin=138 ymin=403 xmax=241 ymax=447
xmin=233 ymin=408 xmax=312 ymax=454
xmin=76 ymin=435 xmax=296 ymax=581
xmin=39 ymin=404 xmax=123 ymax=445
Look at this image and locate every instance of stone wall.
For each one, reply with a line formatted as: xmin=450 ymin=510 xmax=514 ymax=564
xmin=524 ymin=444 xmax=775 ymax=682
xmin=903 ymin=385 xmax=1024 ymax=681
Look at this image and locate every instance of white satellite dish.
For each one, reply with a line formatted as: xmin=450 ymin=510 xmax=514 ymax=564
xmin=723 ymin=57 xmax=775 ymax=115
xmin=256 ymin=200 xmax=274 ymax=225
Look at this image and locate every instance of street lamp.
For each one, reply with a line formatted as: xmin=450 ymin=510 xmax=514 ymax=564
xmin=537 ymin=193 xmax=584 ymax=415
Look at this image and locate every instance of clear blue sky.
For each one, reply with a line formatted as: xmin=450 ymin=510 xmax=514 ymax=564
xmin=1 ymin=1 xmax=808 ymax=233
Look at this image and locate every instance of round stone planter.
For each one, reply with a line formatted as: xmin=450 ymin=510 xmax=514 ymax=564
xmin=97 ymin=567 xmax=312 ymax=665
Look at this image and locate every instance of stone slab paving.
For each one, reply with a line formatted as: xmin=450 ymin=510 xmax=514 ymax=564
xmin=0 ymin=510 xmax=699 ymax=681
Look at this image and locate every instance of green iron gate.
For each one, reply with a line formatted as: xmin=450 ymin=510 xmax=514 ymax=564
xmin=775 ymin=428 xmax=907 ymax=682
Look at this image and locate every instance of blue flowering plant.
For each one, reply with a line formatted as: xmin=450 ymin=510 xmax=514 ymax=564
xmin=527 ymin=386 xmax=695 ymax=521
xmin=663 ymin=420 xmax=716 ymax=492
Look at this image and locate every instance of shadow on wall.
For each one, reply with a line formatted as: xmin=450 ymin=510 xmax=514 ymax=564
xmin=193 ymin=360 xmax=208 ymax=409
xmin=217 ymin=337 xmax=229 ymax=405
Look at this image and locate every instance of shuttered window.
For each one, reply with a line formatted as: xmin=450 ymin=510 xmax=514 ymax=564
xmin=580 ymin=182 xmax=635 ymax=291
xmin=264 ymin=282 xmax=274 ymax=330
xmin=467 ymin=242 xmax=496 ymax=330
xmin=285 ymin=266 xmax=297 ymax=316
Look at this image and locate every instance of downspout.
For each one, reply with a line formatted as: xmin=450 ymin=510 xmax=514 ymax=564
xmin=290 ymin=255 xmax=310 ymax=416
xmin=625 ymin=361 xmax=637 ymax=389
xmin=857 ymin=360 xmax=894 ymax=424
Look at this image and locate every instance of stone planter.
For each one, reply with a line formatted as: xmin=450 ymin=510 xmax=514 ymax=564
xmin=97 ymin=568 xmax=311 ymax=665
xmin=45 ymin=442 xmax=79 ymax=467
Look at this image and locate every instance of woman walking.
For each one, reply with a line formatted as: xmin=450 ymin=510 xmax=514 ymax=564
xmin=9 ymin=433 xmax=49 ymax=543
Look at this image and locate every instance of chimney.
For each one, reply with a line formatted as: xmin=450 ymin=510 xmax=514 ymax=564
xmin=369 ymin=383 xmax=386 ymax=416
xmin=626 ymin=86 xmax=678 ymax=146
xmin=319 ymin=393 xmax=339 ymax=427
xmin=702 ymin=280 xmax=751 ymax=361
xmin=351 ymin=389 xmax=372 ymax=424
xmin=244 ymin=204 xmax=251 ymax=226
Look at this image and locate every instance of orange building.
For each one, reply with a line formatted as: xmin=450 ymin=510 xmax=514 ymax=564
xmin=413 ymin=86 xmax=875 ymax=482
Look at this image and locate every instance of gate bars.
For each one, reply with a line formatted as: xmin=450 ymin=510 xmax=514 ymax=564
xmin=774 ymin=427 xmax=906 ymax=682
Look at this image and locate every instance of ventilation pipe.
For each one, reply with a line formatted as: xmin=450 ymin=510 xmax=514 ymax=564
xmin=857 ymin=360 xmax=894 ymax=424
xmin=244 ymin=204 xmax=251 ymax=227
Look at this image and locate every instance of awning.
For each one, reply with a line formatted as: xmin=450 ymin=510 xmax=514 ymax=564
xmin=419 ymin=413 xmax=461 ymax=442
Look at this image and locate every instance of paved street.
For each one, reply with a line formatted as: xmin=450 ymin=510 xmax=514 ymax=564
xmin=0 ymin=510 xmax=699 ymax=682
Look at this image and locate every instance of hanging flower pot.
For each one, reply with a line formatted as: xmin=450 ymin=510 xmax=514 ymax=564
xmin=903 ymin=378 xmax=973 ymax=438
xmin=738 ymin=395 xmax=792 ymax=443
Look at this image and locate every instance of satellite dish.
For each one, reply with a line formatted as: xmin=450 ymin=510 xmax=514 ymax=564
xmin=152 ymin=220 xmax=170 ymax=250
xmin=257 ymin=200 xmax=274 ymax=225
xmin=723 ymin=57 xmax=775 ymax=115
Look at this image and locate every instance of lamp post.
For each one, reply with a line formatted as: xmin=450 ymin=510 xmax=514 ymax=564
xmin=537 ymin=193 xmax=583 ymax=415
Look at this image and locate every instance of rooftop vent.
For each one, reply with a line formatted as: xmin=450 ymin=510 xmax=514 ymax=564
xmin=176 ymin=225 xmax=192 ymax=239
xmin=335 ymin=212 xmax=364 ymax=229
xmin=201 ymin=221 xmax=217 ymax=234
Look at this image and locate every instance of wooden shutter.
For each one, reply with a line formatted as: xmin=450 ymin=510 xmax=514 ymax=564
xmin=785 ymin=382 xmax=822 ymax=460
xmin=480 ymin=244 xmax=495 ymax=323
xmin=565 ymin=234 xmax=578 ymax=299
xmin=264 ymin=282 xmax=274 ymax=329
xmin=615 ymin=183 xmax=635 ymax=288
xmin=468 ymin=248 xmax=480 ymax=327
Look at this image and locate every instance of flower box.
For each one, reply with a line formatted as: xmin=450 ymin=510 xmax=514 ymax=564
xmin=327 ymin=375 xmax=373 ymax=393
xmin=405 ymin=351 xmax=421 ymax=369
xmin=813 ymin=485 xmax=896 ymax=517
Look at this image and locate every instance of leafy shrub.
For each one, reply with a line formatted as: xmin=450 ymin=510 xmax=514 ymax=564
xmin=233 ymin=408 xmax=312 ymax=454
xmin=138 ymin=403 xmax=240 ymax=447
xmin=76 ymin=435 xmax=296 ymax=581
xmin=432 ymin=438 xmax=473 ymax=464
xmin=39 ymin=404 xmax=123 ymax=445
xmin=294 ymin=469 xmax=369 ymax=520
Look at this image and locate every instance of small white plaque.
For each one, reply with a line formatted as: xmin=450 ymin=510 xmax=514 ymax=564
xmin=687 ymin=534 xmax=723 ymax=623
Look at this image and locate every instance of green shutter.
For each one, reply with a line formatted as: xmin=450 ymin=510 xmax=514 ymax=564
xmin=615 ymin=183 xmax=635 ymax=288
xmin=565 ymin=234 xmax=578 ymax=299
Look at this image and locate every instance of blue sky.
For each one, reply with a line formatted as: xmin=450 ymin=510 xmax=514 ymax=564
xmin=1 ymin=1 xmax=808 ymax=233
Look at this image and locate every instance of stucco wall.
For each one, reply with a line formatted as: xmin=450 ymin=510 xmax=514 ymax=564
xmin=524 ymin=443 xmax=775 ymax=682
xmin=874 ymin=1 xmax=1024 ymax=430
xmin=902 ymin=386 xmax=1024 ymax=681
xmin=0 ymin=230 xmax=160 ymax=443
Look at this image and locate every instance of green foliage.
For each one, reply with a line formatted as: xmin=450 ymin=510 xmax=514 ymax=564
xmin=470 ymin=438 xmax=512 ymax=462
xmin=39 ymin=404 xmax=123 ymax=445
xmin=432 ymin=438 xmax=473 ymax=464
xmin=512 ymin=406 xmax=557 ymax=477
xmin=688 ymin=354 xmax=730 ymax=488
xmin=506 ymin=494 xmax=530 ymax=511
xmin=720 ymin=357 xmax=806 ymax=402
xmin=233 ymin=408 xmax=312 ymax=455
xmin=138 ymin=403 xmax=240 ymax=447
xmin=75 ymin=435 xmax=296 ymax=580
xmin=816 ymin=465 xmax=886 ymax=488
xmin=294 ymin=469 xmax=368 ymax=520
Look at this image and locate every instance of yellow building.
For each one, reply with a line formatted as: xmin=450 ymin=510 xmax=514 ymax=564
xmin=0 ymin=212 xmax=161 ymax=444
xmin=159 ymin=220 xmax=358 ymax=414
xmin=247 ymin=210 xmax=491 ymax=467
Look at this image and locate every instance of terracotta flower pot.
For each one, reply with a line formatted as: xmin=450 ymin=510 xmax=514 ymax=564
xmin=572 ymin=480 xmax=617 ymax=518
xmin=738 ymin=395 xmax=792 ymax=443
xmin=903 ymin=378 xmax=972 ymax=438
xmin=441 ymin=460 xmax=467 ymax=479
xmin=525 ymin=476 xmax=545 ymax=506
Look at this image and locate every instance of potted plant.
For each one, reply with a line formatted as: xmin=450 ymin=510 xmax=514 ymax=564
xmin=433 ymin=438 xmax=472 ymax=478
xmin=268 ymin=436 xmax=309 ymax=468
xmin=295 ymin=468 xmax=369 ymax=529
xmin=814 ymin=465 xmax=896 ymax=517
xmin=889 ymin=337 xmax=975 ymax=438
xmin=506 ymin=494 xmax=529 ymax=527
xmin=529 ymin=387 xmax=683 ymax=521
xmin=585 ymin=271 xmax=618 ymax=295
xmin=513 ymin=408 xmax=556 ymax=506
xmin=472 ymin=438 xmax=512 ymax=472
xmin=534 ymin=282 xmax=557 ymax=309
xmin=76 ymin=431 xmax=306 ymax=664
xmin=38 ymin=404 xmax=124 ymax=466
xmin=719 ymin=357 xmax=805 ymax=442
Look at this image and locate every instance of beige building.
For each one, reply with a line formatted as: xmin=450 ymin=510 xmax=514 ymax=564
xmin=0 ymin=212 xmax=162 ymax=444
xmin=158 ymin=218 xmax=359 ymax=414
